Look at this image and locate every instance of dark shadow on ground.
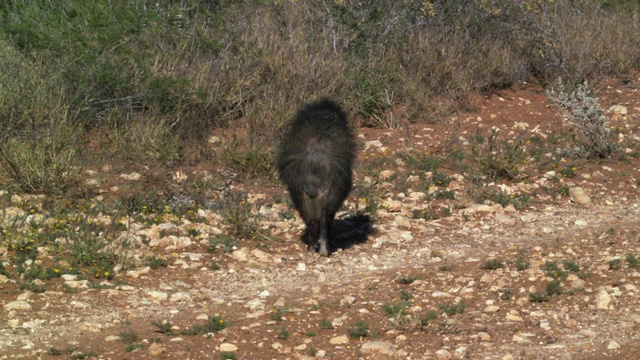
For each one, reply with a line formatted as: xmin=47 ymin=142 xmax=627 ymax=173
xmin=330 ymin=212 xmax=374 ymax=252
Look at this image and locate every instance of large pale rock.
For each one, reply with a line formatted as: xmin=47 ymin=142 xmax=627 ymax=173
xmin=360 ymin=341 xmax=396 ymax=356
xmin=569 ymin=187 xmax=590 ymax=205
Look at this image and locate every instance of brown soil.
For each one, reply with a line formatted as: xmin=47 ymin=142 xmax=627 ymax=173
xmin=2 ymin=78 xmax=640 ymax=360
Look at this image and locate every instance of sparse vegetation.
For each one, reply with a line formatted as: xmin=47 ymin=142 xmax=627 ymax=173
xmin=347 ymin=321 xmax=370 ymax=338
xmin=547 ymin=79 xmax=619 ymax=159
xmin=181 ymin=316 xmax=227 ymax=336
xmin=437 ymin=301 xmax=466 ymax=316
xmin=480 ymin=259 xmax=504 ymax=270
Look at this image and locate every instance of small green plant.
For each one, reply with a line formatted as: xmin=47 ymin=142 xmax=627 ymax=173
xmin=411 ymin=208 xmax=439 ymax=220
xmin=542 ymin=260 xmax=568 ymax=280
xmin=181 ymin=316 xmax=227 ymax=335
xmin=563 ymin=260 xmax=580 ymax=273
xmin=207 ymin=235 xmax=236 ymax=254
xmin=609 ymin=258 xmax=622 ymax=270
xmin=210 ymin=260 xmax=221 ymax=270
xmin=382 ymin=301 xmax=410 ymax=318
xmin=546 ymin=280 xmax=563 ymax=297
xmin=347 ymin=321 xmax=369 ymax=338
xmin=270 ymin=308 xmax=284 ymax=322
xmin=395 ymin=275 xmax=418 ymax=284
xmin=468 ymin=129 xmax=528 ymax=182
xmin=48 ymin=347 xmax=75 ymax=356
xmin=559 ymin=165 xmax=577 ymax=178
xmin=221 ymin=353 xmax=238 ymax=360
xmin=69 ymin=351 xmax=99 ymax=359
xmin=515 ymin=258 xmax=530 ymax=271
xmin=419 ymin=311 xmax=438 ymax=327
xmin=151 ymin=320 xmax=173 ymax=334
xmin=626 ymin=254 xmax=638 ymax=268
xmin=480 ymin=259 xmax=504 ymax=270
xmin=119 ymin=324 xmax=138 ymax=344
xmin=305 ymin=331 xmax=316 ymax=337
xmin=147 ymin=256 xmax=169 ymax=269
xmin=529 ymin=292 xmax=550 ymax=302
xmin=125 ymin=343 xmax=146 ymax=352
xmin=276 ymin=327 xmax=290 ymax=340
xmin=399 ymin=290 xmax=412 ymax=301
xmin=319 ymin=319 xmax=334 ymax=330
xmin=437 ymin=301 xmax=466 ymax=316
xmin=438 ymin=264 xmax=455 ymax=272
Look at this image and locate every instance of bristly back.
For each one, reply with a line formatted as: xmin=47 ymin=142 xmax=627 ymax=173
xmin=279 ymin=98 xmax=355 ymax=161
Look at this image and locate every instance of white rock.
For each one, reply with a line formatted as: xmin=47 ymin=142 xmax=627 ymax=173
xmin=3 ymin=301 xmax=31 ymax=311
xmin=435 ymin=349 xmax=452 ymax=359
xmin=360 ymin=341 xmax=396 ymax=355
xmin=146 ymin=290 xmax=169 ymax=301
xmin=220 ymin=343 xmax=238 ymax=352
xmin=596 ymin=289 xmax=612 ymax=309
xmin=569 ymin=187 xmax=590 ymax=204
xmin=329 ymin=335 xmax=349 ymax=344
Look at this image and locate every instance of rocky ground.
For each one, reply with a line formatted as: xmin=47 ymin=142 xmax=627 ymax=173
xmin=1 ymin=79 xmax=640 ymax=360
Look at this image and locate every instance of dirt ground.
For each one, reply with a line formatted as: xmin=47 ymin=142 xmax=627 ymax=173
xmin=1 ymin=78 xmax=640 ymax=360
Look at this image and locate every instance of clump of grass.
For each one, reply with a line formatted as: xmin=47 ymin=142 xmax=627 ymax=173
xmin=395 ymin=275 xmax=418 ymax=284
xmin=181 ymin=316 xmax=227 ymax=335
xmin=542 ymin=260 xmax=568 ymax=280
xmin=626 ymin=254 xmax=638 ymax=268
xmin=207 ymin=235 xmax=236 ymax=254
xmin=119 ymin=324 xmax=138 ymax=344
xmin=546 ymin=79 xmax=619 ymax=159
xmin=419 ymin=311 xmax=438 ymax=327
xmin=546 ymin=280 xmax=563 ymax=297
xmin=270 ymin=307 xmax=284 ymax=322
xmin=151 ymin=320 xmax=173 ymax=335
xmin=382 ymin=301 xmax=411 ymax=318
xmin=438 ymin=264 xmax=455 ymax=272
xmin=529 ymin=292 xmax=549 ymax=303
xmin=515 ymin=258 xmax=530 ymax=271
xmin=467 ymin=129 xmax=528 ymax=182
xmin=221 ymin=137 xmax=274 ymax=180
xmin=609 ymin=258 xmax=622 ymax=270
xmin=347 ymin=321 xmax=370 ymax=338
xmin=125 ymin=343 xmax=146 ymax=352
xmin=221 ymin=353 xmax=237 ymax=360
xmin=147 ymin=256 xmax=169 ymax=270
xmin=319 ymin=319 xmax=334 ymax=330
xmin=480 ymin=259 xmax=504 ymax=270
xmin=276 ymin=327 xmax=290 ymax=340
xmin=437 ymin=301 xmax=466 ymax=316
xmin=215 ymin=190 xmax=260 ymax=240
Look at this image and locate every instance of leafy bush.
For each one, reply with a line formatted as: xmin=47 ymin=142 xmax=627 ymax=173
xmin=547 ymin=79 xmax=619 ymax=159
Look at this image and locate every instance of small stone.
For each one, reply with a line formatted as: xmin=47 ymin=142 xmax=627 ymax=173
xmin=360 ymin=341 xmax=396 ymax=356
xmin=506 ymin=313 xmax=523 ymax=322
xmin=329 ymin=335 xmax=349 ymax=345
xmin=220 ymin=343 xmax=238 ymax=352
xmin=435 ymin=349 xmax=452 ymax=359
xmin=148 ymin=342 xmax=164 ymax=356
xmin=569 ymin=187 xmax=590 ymax=205
xmin=169 ymin=292 xmax=192 ymax=303
xmin=596 ymin=289 xmax=612 ymax=309
xmin=231 ymin=248 xmax=249 ymax=262
xmin=605 ymin=339 xmax=620 ymax=350
xmin=484 ymin=305 xmax=500 ymax=312
xmin=81 ymin=322 xmax=102 ymax=332
xmin=147 ymin=290 xmax=169 ymax=301
xmin=478 ymin=332 xmax=491 ymax=341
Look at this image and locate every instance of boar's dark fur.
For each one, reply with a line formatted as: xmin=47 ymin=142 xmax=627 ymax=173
xmin=277 ymin=99 xmax=356 ymax=256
